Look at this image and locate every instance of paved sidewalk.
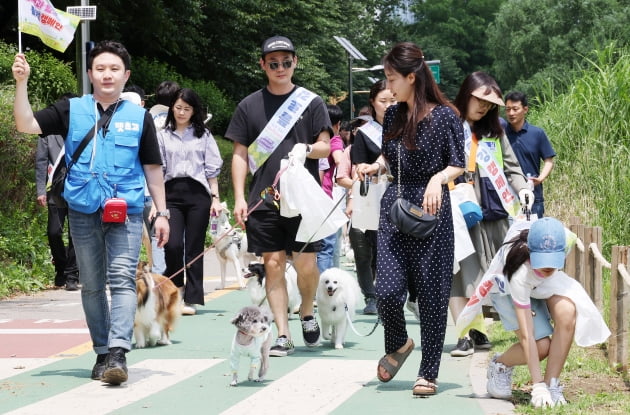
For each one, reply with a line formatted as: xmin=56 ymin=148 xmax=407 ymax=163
xmin=0 ymin=250 xmax=514 ymax=415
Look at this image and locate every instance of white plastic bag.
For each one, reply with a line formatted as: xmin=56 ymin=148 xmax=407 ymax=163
xmin=280 ymin=158 xmax=348 ymax=242
xmin=351 ymin=174 xmax=388 ymax=230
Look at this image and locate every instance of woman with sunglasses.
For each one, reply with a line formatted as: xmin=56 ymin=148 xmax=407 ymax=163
xmin=448 ymin=72 xmax=533 ymax=357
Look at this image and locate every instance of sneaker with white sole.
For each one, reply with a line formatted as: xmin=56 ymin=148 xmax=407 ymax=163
xmin=548 ymin=378 xmax=567 ymax=406
xmin=301 ymin=316 xmax=321 ymax=347
xmin=269 ymin=336 xmax=295 ymax=357
xmin=486 ymin=355 xmax=513 ymax=399
xmin=181 ymin=302 xmax=196 ymax=315
xmin=450 ymin=337 xmax=474 ymax=357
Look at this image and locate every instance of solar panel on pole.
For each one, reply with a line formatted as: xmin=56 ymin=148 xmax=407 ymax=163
xmin=333 ymin=36 xmax=367 ymax=117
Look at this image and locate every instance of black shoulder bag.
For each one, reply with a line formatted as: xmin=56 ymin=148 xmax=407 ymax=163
xmin=388 ymin=139 xmax=439 ymax=240
xmin=49 ymin=105 xmax=116 ymax=207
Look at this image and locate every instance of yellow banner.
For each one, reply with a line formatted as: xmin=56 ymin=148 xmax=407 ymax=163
xmin=18 ymin=0 xmax=80 ymax=53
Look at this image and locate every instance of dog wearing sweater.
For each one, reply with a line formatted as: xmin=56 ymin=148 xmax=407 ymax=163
xmin=229 ymin=305 xmax=273 ymax=386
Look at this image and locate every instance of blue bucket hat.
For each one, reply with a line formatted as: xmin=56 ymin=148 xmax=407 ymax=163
xmin=527 ymin=217 xmax=566 ymax=269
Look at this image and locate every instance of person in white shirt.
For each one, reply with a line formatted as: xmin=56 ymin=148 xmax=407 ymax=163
xmin=486 ymin=217 xmax=609 ymax=407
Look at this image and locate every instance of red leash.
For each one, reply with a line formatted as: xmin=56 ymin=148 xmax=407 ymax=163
xmin=152 ymin=164 xmax=290 ymax=288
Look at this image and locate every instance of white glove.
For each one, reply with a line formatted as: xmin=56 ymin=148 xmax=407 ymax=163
xmin=519 ymin=188 xmax=535 ymax=210
xmin=530 ymin=382 xmax=553 ymax=408
xmin=288 ymin=143 xmax=307 ymax=165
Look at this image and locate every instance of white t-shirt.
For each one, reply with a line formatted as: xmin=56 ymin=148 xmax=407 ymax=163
xmin=508 ymin=263 xmax=559 ymax=308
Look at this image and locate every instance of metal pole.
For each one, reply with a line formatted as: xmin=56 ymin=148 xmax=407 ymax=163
xmin=348 ymin=55 xmax=354 ymax=118
xmin=81 ymin=19 xmax=90 ymax=95
xmin=80 ymin=0 xmax=90 ymax=95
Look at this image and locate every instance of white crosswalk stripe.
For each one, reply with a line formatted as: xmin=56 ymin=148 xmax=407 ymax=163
xmin=4 ymin=359 xmax=222 ymax=415
xmin=221 ymin=359 xmax=374 ymax=415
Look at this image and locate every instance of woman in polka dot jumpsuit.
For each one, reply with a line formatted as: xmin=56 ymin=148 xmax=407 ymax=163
xmin=358 ymin=42 xmax=465 ymax=396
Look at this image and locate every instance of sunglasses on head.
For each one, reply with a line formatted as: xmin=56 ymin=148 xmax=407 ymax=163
xmin=267 ymin=60 xmax=293 ymax=70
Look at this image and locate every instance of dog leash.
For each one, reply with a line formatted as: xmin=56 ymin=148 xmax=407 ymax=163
xmin=255 ymin=165 xmax=353 ymax=307
xmin=344 ymin=304 xmax=380 ymax=337
xmin=152 ymin=162 xmax=293 ymax=289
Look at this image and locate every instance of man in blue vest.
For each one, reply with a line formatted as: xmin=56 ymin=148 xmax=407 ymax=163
xmin=503 ymin=92 xmax=556 ymax=217
xmin=12 ymin=40 xmax=170 ymax=386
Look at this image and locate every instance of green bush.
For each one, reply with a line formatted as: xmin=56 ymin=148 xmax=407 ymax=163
xmin=129 ymin=57 xmax=235 ymax=134
xmin=0 ymin=42 xmax=75 ymax=296
xmin=0 ymin=41 xmax=77 ymax=105
xmin=532 ymin=43 xmax=630 ymax=252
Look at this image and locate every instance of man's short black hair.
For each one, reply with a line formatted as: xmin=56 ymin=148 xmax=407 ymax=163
xmin=326 ymin=104 xmax=343 ymax=125
xmin=87 ymin=40 xmax=131 ymax=71
xmin=155 ymin=81 xmax=181 ymax=106
xmin=124 ymin=84 xmax=145 ymax=101
xmin=505 ymin=91 xmax=528 ymax=107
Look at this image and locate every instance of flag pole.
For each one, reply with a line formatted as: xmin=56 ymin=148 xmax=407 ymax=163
xmin=17 ymin=0 xmax=22 ymax=53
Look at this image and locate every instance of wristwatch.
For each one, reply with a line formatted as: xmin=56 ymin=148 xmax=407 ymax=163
xmin=155 ymin=209 xmax=170 ymax=219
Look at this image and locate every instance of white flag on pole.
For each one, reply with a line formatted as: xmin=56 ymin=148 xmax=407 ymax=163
xmin=18 ymin=0 xmax=80 ymax=53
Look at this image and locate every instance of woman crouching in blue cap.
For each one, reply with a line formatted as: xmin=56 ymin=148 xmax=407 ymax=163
xmin=486 ymin=217 xmax=610 ymax=408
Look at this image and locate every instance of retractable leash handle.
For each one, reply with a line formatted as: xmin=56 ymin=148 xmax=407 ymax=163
xmin=359 ymin=175 xmax=370 ymax=196
xmin=524 ymin=193 xmax=531 ymax=221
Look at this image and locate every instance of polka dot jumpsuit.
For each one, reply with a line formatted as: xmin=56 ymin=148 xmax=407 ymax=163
xmin=376 ymin=104 xmax=465 ymax=381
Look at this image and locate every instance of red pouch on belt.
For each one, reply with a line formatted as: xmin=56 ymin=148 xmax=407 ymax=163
xmin=102 ymin=198 xmax=127 ymax=223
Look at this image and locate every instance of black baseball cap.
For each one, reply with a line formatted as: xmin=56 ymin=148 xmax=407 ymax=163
xmin=262 ymin=36 xmax=295 ymax=57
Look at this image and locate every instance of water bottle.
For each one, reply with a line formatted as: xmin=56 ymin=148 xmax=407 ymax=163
xmin=210 ymin=212 xmax=218 ymax=234
xmin=526 ymin=173 xmax=534 ymax=191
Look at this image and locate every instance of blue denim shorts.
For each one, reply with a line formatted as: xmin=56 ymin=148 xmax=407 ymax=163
xmin=490 ymin=294 xmax=553 ymax=340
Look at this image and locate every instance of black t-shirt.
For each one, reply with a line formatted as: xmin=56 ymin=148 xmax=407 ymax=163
xmin=225 ymin=86 xmax=332 ymax=211
xmin=34 ymin=98 xmax=162 ymax=165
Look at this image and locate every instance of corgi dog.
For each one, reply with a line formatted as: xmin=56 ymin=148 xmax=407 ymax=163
xmin=134 ymin=262 xmax=180 ymax=348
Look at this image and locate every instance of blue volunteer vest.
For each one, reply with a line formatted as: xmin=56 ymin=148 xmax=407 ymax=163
xmin=64 ymin=95 xmax=146 ymax=214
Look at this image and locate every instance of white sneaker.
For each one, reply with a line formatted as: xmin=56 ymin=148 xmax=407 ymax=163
xmin=548 ymin=378 xmax=567 ymax=406
xmin=181 ymin=302 xmax=196 ymax=315
xmin=486 ymin=355 xmax=513 ymax=399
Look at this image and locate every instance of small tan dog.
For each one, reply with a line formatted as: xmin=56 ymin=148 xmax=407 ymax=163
xmin=134 ymin=262 xmax=180 ymax=348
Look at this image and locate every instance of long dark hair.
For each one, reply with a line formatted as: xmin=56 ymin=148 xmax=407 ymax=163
xmin=453 ymin=71 xmax=504 ymax=138
xmin=382 ymin=42 xmax=456 ymax=149
xmin=164 ymin=88 xmax=208 ymax=138
xmin=368 ymin=80 xmax=387 ymax=120
xmin=503 ymin=229 xmax=530 ymax=280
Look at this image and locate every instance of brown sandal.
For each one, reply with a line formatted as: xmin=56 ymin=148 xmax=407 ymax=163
xmin=377 ymin=339 xmax=414 ymax=382
xmin=412 ymin=377 xmax=438 ymax=397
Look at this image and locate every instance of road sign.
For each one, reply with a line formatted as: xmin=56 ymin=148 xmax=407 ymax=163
xmin=427 ymin=59 xmax=440 ymax=84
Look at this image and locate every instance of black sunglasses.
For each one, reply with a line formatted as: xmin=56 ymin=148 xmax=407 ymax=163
xmin=267 ymin=60 xmax=293 ymax=70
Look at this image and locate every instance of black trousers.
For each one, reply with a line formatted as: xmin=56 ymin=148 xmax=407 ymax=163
xmin=349 ymin=227 xmax=377 ymax=300
xmin=164 ymin=178 xmax=211 ymax=305
xmin=47 ymin=203 xmax=78 ymax=286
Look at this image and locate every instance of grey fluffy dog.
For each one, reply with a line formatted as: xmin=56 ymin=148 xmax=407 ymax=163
xmin=229 ymin=305 xmax=273 ymax=386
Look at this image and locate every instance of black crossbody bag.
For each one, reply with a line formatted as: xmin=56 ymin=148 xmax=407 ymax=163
xmin=388 ymin=139 xmax=439 ymax=240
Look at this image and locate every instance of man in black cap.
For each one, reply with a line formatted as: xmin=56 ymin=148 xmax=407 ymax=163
xmin=226 ymin=36 xmax=332 ymax=356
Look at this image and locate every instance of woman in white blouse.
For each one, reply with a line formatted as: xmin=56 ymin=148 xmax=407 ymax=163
xmin=158 ymin=88 xmax=223 ymax=315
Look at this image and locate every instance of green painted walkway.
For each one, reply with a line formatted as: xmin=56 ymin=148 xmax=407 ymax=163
xmin=0 ymin=271 xmax=513 ymax=414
